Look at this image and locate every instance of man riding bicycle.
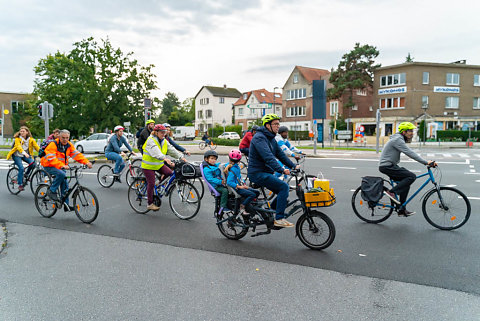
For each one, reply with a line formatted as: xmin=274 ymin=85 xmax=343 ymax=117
xmin=105 ymin=125 xmax=134 ymax=183
xmin=248 ymin=114 xmax=298 ymax=228
xmin=137 ymin=119 xmax=155 ymax=154
xmin=41 ymin=129 xmax=93 ymax=211
xmin=379 ymin=122 xmax=436 ymax=216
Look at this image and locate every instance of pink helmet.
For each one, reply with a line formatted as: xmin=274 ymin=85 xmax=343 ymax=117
xmin=154 ymin=124 xmax=167 ymax=131
xmin=228 ymin=149 xmax=242 ymax=162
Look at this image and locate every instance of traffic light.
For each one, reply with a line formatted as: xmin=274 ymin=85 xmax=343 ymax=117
xmin=37 ymin=104 xmax=44 ymax=119
xmin=146 ymin=111 xmax=151 ymax=119
xmin=48 ymin=103 xmax=54 ymax=118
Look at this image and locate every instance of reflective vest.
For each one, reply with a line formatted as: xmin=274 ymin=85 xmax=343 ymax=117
xmin=141 ymin=136 xmax=168 ymax=170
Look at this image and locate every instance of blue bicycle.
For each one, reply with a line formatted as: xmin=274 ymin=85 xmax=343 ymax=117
xmin=352 ymin=164 xmax=471 ymax=230
xmin=127 ymin=161 xmax=201 ymax=219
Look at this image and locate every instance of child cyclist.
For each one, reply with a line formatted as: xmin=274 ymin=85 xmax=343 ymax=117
xmin=202 ymin=150 xmax=231 ymax=213
xmin=224 ymin=149 xmax=260 ymax=222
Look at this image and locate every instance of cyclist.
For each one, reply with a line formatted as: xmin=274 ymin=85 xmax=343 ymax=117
xmin=274 ymin=125 xmax=304 ymax=178
xmin=105 ymin=125 xmax=134 ymax=183
xmin=137 ymin=119 xmax=155 ymax=154
xmin=141 ymin=124 xmax=185 ymax=211
xmin=239 ymin=125 xmax=257 ymax=156
xmin=202 ymin=150 xmax=231 ymax=213
xmin=248 ymin=114 xmax=298 ymax=228
xmin=41 ymin=129 xmax=92 ymax=210
xmin=379 ymin=122 xmax=436 ymax=216
xmin=163 ymin=123 xmax=191 ymax=156
xmin=6 ymin=126 xmax=40 ymax=191
xmin=202 ymin=131 xmax=211 ymax=145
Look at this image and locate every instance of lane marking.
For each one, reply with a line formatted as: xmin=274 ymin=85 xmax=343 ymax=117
xmin=444 ymin=153 xmax=452 ymax=157
xmin=467 ymin=196 xmax=480 ymax=200
xmin=470 ymin=169 xmax=476 ymax=173
xmin=312 ymin=158 xmax=469 ymax=165
xmin=464 ymin=172 xmax=480 ymax=175
xmin=332 ymin=166 xmax=356 ymax=170
xmin=427 ymin=153 xmax=435 ymax=157
xmin=474 ymin=154 xmax=480 ymax=158
xmin=470 ymin=165 xmax=475 ymax=168
xmin=444 ymin=184 xmax=457 ymax=187
xmin=458 ymin=153 xmax=470 ymax=158
xmin=475 ymin=180 xmax=480 ymax=182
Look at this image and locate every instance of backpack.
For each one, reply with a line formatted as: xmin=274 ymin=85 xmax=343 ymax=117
xmin=136 ymin=127 xmax=144 ymax=139
xmin=360 ymin=176 xmax=384 ymax=208
xmin=38 ymin=138 xmax=54 ymax=158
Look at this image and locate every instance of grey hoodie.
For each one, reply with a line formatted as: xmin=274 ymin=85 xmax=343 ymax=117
xmin=379 ymin=133 xmax=428 ymax=167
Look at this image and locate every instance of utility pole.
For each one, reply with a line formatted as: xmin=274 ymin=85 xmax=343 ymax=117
xmin=375 ymin=109 xmax=381 ymax=154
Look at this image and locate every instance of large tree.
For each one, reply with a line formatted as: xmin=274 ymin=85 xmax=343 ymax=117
xmin=33 ymin=37 xmax=158 ymax=137
xmin=327 ymin=43 xmax=381 ymax=118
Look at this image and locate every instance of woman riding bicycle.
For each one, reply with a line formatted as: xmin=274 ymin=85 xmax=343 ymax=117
xmin=6 ymin=126 xmax=40 ymax=191
xmin=105 ymin=125 xmax=134 ymax=183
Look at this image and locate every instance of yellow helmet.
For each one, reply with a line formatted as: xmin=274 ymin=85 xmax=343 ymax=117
xmin=398 ymin=122 xmax=416 ymax=133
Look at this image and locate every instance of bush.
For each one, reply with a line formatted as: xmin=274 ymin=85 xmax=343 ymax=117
xmin=202 ymin=125 xmax=243 ymax=138
xmin=436 ymin=130 xmax=480 ymax=142
xmin=211 ymin=138 xmax=240 ymax=146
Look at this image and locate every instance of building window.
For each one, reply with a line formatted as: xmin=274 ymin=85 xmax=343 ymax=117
xmin=219 ymin=97 xmax=225 ymax=104
xmin=474 ymin=75 xmax=480 ymax=86
xmin=260 ymin=92 xmax=266 ymax=97
xmin=423 ymin=72 xmax=429 ymax=84
xmin=352 ymin=105 xmax=358 ymax=111
xmin=275 ymin=106 xmax=281 ymax=114
xmin=238 ymin=108 xmax=244 ymax=115
xmin=422 ymin=96 xmax=429 ymax=107
xmin=287 ymin=88 xmax=307 ymax=100
xmin=287 ymin=106 xmax=306 ymax=117
xmin=379 ymin=97 xmax=405 ymax=109
xmin=380 ymin=73 xmax=406 ymax=87
xmin=197 ymin=110 xmax=203 ymax=118
xmin=243 ymin=93 xmax=248 ymax=100
xmin=330 ymin=101 xmax=338 ymax=115
xmin=445 ymin=96 xmax=459 ymax=109
xmin=474 ymin=98 xmax=480 ymax=109
xmin=356 ymin=89 xmax=367 ymax=96
xmin=11 ymin=101 xmax=24 ymax=113
xmin=206 ymin=109 xmax=212 ymax=118
xmin=446 ymin=73 xmax=460 ymax=85
xmin=199 ymin=98 xmax=210 ymax=105
xmin=293 ymin=74 xmax=298 ymax=84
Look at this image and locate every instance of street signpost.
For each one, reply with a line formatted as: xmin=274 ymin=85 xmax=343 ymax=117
xmin=144 ymin=98 xmax=151 ymax=125
xmin=37 ymin=101 xmax=54 ymax=139
xmin=376 ymin=109 xmax=381 ymax=154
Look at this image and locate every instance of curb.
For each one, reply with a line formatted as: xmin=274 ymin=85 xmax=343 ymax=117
xmin=0 ymin=220 xmax=7 ymax=255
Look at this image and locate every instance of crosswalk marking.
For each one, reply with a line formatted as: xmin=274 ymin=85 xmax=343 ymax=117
xmin=458 ymin=153 xmax=470 ymax=158
xmin=444 ymin=153 xmax=452 ymax=157
xmin=427 ymin=153 xmax=435 ymax=157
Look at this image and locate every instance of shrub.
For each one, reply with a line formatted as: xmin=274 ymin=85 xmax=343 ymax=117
xmin=211 ymin=138 xmax=240 ymax=146
xmin=436 ymin=130 xmax=480 ymax=142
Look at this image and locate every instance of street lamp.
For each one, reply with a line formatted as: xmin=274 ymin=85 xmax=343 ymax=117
xmin=273 ymin=86 xmax=279 ymax=115
xmin=421 ymin=103 xmax=428 ymax=146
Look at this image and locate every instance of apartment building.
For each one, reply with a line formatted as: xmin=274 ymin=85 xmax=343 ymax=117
xmin=0 ymin=91 xmax=29 ymax=137
xmin=233 ymin=89 xmax=282 ymax=129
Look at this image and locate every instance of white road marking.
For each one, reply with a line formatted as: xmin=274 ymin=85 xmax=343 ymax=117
xmin=475 ymin=180 xmax=480 ymax=182
xmin=458 ymin=153 xmax=470 ymax=158
xmin=470 ymin=165 xmax=475 ymax=168
xmin=464 ymin=172 xmax=480 ymax=175
xmin=474 ymin=154 xmax=480 ymax=158
xmin=332 ymin=166 xmax=356 ymax=170
xmin=467 ymin=196 xmax=480 ymax=200
xmin=470 ymin=169 xmax=476 ymax=173
xmin=427 ymin=153 xmax=435 ymax=157
xmin=411 ymin=170 xmax=422 ymax=173
xmin=444 ymin=184 xmax=457 ymax=187
xmin=444 ymin=153 xmax=452 ymax=157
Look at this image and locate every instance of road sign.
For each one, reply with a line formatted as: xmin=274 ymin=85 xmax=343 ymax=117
xmin=144 ymin=98 xmax=151 ymax=108
xmin=359 ymin=126 xmax=365 ymax=132
xmin=337 ymin=130 xmax=352 ymax=135
xmin=334 ymin=129 xmax=338 ymax=135
xmin=337 ymin=134 xmax=352 ymax=140
xmin=247 ymin=103 xmax=271 ymax=109
xmin=124 ymin=121 xmax=131 ymax=127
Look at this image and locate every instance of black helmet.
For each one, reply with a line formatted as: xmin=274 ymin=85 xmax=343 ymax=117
xmin=251 ymin=125 xmax=259 ymax=131
xmin=278 ymin=126 xmax=289 ymax=134
xmin=204 ymin=150 xmax=218 ymax=159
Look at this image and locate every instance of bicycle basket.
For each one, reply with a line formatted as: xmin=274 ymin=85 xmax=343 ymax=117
xmin=175 ymin=162 xmax=201 ymax=178
xmin=303 ymin=188 xmax=336 ymax=208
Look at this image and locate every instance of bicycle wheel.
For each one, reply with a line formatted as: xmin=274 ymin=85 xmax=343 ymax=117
xmin=34 ymin=184 xmax=58 ymax=218
xmin=126 ymin=165 xmax=143 ymax=187
xmin=128 ymin=178 xmax=149 ymax=214
xmin=73 ymin=186 xmax=99 ymax=224
xmin=6 ymin=167 xmax=21 ymax=195
xmin=351 ymin=186 xmax=394 ymax=223
xmin=199 ymin=142 xmax=206 ymax=150
xmin=239 ymin=161 xmax=248 ymax=179
xmin=422 ymin=186 xmax=471 ymax=230
xmin=189 ymin=177 xmax=205 ymax=199
xmin=30 ymin=169 xmax=51 ymax=194
xmin=131 ymin=158 xmax=142 ymax=168
xmin=97 ymin=164 xmax=115 ymax=188
xmin=295 ymin=211 xmax=335 ymax=250
xmin=168 ymin=181 xmax=200 ymax=220
xmin=217 ymin=211 xmax=249 ymax=240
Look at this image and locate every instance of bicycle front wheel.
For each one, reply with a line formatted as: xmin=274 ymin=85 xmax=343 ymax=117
xmin=168 ymin=181 xmax=200 ymax=220
xmin=30 ymin=169 xmax=51 ymax=194
xmin=239 ymin=161 xmax=248 ymax=179
xmin=34 ymin=184 xmax=58 ymax=218
xmin=97 ymin=164 xmax=115 ymax=188
xmin=296 ymin=211 xmax=335 ymax=250
xmin=351 ymin=186 xmax=394 ymax=223
xmin=217 ymin=211 xmax=249 ymax=240
xmin=199 ymin=142 xmax=206 ymax=150
xmin=128 ymin=178 xmax=149 ymax=214
xmin=422 ymin=186 xmax=471 ymax=230
xmin=73 ymin=186 xmax=99 ymax=224
xmin=6 ymin=167 xmax=21 ymax=195
xmin=126 ymin=165 xmax=143 ymax=187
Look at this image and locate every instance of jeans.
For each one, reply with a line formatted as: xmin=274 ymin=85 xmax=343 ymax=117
xmin=12 ymin=155 xmax=35 ymax=186
xmin=44 ymin=166 xmax=69 ymax=205
xmin=105 ymin=152 xmax=125 ymax=174
xmin=379 ymin=164 xmax=416 ymax=206
xmin=249 ymin=171 xmax=289 ymax=219
xmin=236 ymin=187 xmax=259 ymax=206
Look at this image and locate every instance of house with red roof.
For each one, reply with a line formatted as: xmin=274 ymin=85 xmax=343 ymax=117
xmin=233 ymin=89 xmax=282 ymax=129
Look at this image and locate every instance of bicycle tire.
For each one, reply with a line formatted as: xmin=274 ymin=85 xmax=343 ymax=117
xmin=131 ymin=158 xmax=142 ymax=168
xmin=73 ymin=186 xmax=99 ymax=224
xmin=168 ymin=181 xmax=200 ymax=220
xmin=295 ymin=211 xmax=335 ymax=250
xmin=188 ymin=177 xmax=205 ymax=199
xmin=217 ymin=211 xmax=249 ymax=240
xmin=30 ymin=169 xmax=51 ymax=194
xmin=351 ymin=185 xmax=394 ymax=223
xmin=6 ymin=167 xmax=21 ymax=195
xmin=422 ymin=186 xmax=471 ymax=230
xmin=128 ymin=178 xmax=150 ymax=214
xmin=199 ymin=142 xmax=206 ymax=150
xmin=239 ymin=161 xmax=248 ymax=179
xmin=126 ymin=165 xmax=143 ymax=187
xmin=97 ymin=164 xmax=115 ymax=188
xmin=34 ymin=184 xmax=58 ymax=218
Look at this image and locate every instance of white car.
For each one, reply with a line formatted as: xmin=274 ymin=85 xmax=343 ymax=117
xmin=74 ymin=133 xmax=129 ymax=153
xmin=218 ymin=132 xmax=240 ymax=140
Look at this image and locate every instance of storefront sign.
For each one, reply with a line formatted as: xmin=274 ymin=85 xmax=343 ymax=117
xmin=378 ymin=86 xmax=407 ymax=95
xmin=434 ymin=86 xmax=460 ymax=93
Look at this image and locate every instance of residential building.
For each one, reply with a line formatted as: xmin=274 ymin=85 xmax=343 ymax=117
xmin=371 ymin=61 xmax=480 ymax=140
xmin=0 ymin=91 xmax=29 ymax=137
xmin=233 ymin=89 xmax=282 ymax=129
xmin=194 ymin=85 xmax=242 ymax=133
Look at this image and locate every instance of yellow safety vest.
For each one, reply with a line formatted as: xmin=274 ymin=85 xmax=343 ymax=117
xmin=141 ymin=136 xmax=168 ymax=170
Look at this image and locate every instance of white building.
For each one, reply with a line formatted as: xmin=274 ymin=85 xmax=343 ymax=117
xmin=194 ymin=85 xmax=242 ymax=133
xmin=233 ymin=89 xmax=282 ymax=130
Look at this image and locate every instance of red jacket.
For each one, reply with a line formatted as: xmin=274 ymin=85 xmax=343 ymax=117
xmin=239 ymin=131 xmax=253 ymax=149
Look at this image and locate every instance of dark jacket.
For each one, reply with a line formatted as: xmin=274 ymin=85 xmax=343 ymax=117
xmin=105 ymin=134 xmax=133 ymax=153
xmin=248 ymin=126 xmax=295 ymax=175
xmin=166 ymin=136 xmax=186 ymax=153
xmin=137 ymin=127 xmax=152 ymax=152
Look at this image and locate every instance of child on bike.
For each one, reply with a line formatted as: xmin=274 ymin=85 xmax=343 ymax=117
xmin=202 ymin=150 xmax=231 ymax=213
xmin=224 ymin=149 xmax=260 ymax=222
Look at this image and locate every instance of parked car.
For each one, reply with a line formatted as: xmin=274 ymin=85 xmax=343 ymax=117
xmin=74 ymin=133 xmax=129 ymax=153
xmin=218 ymin=132 xmax=240 ymax=140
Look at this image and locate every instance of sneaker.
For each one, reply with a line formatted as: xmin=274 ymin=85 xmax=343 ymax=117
xmin=113 ymin=174 xmax=122 ymax=183
xmin=47 ymin=190 xmax=60 ymax=201
xmin=18 ymin=185 xmax=24 ymax=191
xmin=398 ymin=209 xmax=415 ymax=217
xmin=280 ymin=218 xmax=294 ymax=227
xmin=384 ymin=190 xmax=400 ymax=204
xmin=274 ymin=220 xmax=288 ymax=228
xmin=147 ymin=203 xmax=160 ymax=211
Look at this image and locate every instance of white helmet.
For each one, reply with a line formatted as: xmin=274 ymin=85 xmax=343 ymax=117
xmin=114 ymin=125 xmax=124 ymax=132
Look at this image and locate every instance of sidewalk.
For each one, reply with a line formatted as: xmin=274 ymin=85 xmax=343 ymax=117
xmin=0 ymin=222 xmax=479 ymax=320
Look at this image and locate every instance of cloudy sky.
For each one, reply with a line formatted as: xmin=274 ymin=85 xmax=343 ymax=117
xmin=1 ymin=0 xmax=479 ymax=101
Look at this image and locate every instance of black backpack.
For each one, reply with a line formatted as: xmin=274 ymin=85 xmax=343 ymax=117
xmin=136 ymin=127 xmax=144 ymax=139
xmin=38 ymin=138 xmax=54 ymax=158
xmin=360 ymin=176 xmax=384 ymax=208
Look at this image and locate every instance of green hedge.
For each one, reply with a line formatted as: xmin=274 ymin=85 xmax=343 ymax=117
xmin=288 ymin=131 xmax=310 ymax=140
xmin=211 ymin=138 xmax=240 ymax=146
xmin=203 ymin=125 xmax=242 ymax=138
xmin=436 ymin=130 xmax=480 ymax=142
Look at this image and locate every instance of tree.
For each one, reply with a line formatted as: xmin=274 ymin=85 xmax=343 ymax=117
xmin=405 ymin=53 xmax=414 ymax=62
xmin=327 ymin=43 xmax=381 ymax=128
xmin=33 ymin=37 xmax=158 ymax=137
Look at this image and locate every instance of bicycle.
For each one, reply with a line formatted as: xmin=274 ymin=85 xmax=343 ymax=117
xmin=199 ymin=140 xmax=217 ymax=150
xmin=97 ymin=152 xmax=142 ymax=188
xmin=34 ymin=162 xmax=99 ymax=224
xmin=351 ymin=164 xmax=471 ymax=230
xmin=6 ymin=156 xmax=51 ymax=195
xmin=208 ymin=166 xmax=336 ymax=250
xmin=128 ymin=160 xmax=201 ymax=219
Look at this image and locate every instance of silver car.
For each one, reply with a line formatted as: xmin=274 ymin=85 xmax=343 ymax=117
xmin=74 ymin=133 xmax=129 ymax=153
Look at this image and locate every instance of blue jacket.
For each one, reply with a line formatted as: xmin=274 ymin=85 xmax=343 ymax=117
xmin=226 ymin=163 xmax=244 ymax=189
xmin=202 ymin=161 xmax=224 ymax=188
xmin=105 ymin=135 xmax=133 ymax=153
xmin=166 ymin=136 xmax=186 ymax=153
xmin=248 ymin=126 xmax=295 ymax=175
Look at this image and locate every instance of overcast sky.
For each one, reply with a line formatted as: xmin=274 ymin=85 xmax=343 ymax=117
xmin=1 ymin=0 xmax=479 ymax=102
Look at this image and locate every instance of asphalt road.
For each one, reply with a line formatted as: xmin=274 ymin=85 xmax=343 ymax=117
xmin=1 ymin=150 xmax=479 ymax=296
